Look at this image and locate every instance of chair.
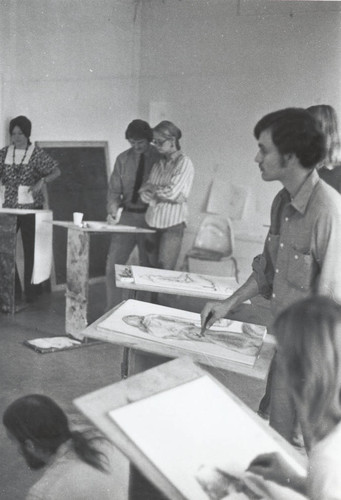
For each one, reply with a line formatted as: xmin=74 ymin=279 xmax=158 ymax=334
xmin=182 ymin=214 xmax=239 ymax=282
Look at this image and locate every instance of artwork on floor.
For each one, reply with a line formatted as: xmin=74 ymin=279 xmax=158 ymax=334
xmin=131 ymin=265 xmax=239 ymax=298
xmin=108 ymin=375 xmax=306 ymax=500
xmin=97 ymin=300 xmax=266 ymax=366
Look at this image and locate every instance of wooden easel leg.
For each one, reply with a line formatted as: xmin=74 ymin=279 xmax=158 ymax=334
xmin=65 ymin=228 xmax=90 ymax=339
xmin=121 ymin=347 xmax=130 ymax=379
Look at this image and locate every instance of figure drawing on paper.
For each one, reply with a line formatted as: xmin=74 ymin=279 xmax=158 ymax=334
xmin=196 ymin=465 xmax=263 ymax=500
xmin=139 ymin=271 xmax=218 ymax=291
xmin=122 ymin=314 xmax=265 ymax=356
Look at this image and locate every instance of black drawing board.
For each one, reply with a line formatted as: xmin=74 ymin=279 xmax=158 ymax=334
xmin=36 ymin=141 xmax=110 ymax=284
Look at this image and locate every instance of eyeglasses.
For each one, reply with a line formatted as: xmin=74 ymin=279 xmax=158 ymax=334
xmin=152 ymin=138 xmax=171 ymax=147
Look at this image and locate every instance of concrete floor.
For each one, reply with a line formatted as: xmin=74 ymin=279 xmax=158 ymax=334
xmin=0 ymin=283 xmax=266 ymax=500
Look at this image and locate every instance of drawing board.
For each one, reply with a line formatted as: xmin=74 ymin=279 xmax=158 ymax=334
xmin=131 ymin=266 xmax=239 ymax=297
xmin=108 ymin=374 xmax=306 ymax=500
xmin=96 ymin=299 xmax=266 ymax=366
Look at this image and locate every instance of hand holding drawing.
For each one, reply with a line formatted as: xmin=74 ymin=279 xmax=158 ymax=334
xmin=247 ymin=452 xmax=305 ymax=491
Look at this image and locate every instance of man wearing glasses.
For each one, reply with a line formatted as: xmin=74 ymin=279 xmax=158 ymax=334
xmin=105 ymin=119 xmax=161 ymax=310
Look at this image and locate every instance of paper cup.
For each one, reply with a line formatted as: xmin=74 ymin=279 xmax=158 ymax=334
xmin=73 ymin=212 xmax=84 ymax=226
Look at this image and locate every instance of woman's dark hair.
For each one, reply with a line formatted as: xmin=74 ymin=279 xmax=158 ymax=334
xmin=125 ymin=119 xmax=153 ymax=142
xmin=153 ymin=120 xmax=182 ymax=150
xmin=3 ymin=394 xmax=108 ymax=472
xmin=9 ymin=115 xmax=32 ymax=143
xmin=254 ymin=108 xmax=326 ymax=169
xmin=307 ymin=105 xmax=341 ymax=168
xmin=274 ymin=296 xmax=341 ymax=444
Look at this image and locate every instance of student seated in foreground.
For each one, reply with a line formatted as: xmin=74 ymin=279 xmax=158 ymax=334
xmin=3 ymin=394 xmax=118 ymax=500
xmin=248 ymin=296 xmax=341 ymax=500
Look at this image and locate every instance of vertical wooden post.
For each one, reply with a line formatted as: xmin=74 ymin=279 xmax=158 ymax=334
xmin=65 ymin=228 xmax=90 ymax=339
xmin=0 ymin=214 xmax=17 ymax=314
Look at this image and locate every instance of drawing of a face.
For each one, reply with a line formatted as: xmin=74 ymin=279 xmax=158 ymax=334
xmin=122 ymin=315 xmax=145 ymax=329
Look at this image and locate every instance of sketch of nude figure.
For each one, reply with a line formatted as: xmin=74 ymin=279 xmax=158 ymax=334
xmin=195 ymin=465 xmax=263 ymax=500
xmin=122 ymin=314 xmax=264 ymax=356
xmin=140 ymin=272 xmax=218 ymax=291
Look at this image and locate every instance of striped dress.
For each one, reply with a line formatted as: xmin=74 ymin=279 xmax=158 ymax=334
xmin=141 ymin=151 xmax=194 ymax=228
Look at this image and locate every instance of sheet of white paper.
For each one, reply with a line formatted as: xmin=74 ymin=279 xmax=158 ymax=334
xmin=131 ymin=266 xmax=239 ymax=298
xmin=97 ymin=300 xmax=265 ymax=366
xmin=109 ymin=376 xmax=306 ymax=500
xmin=32 ymin=211 xmax=53 ymax=284
xmin=18 ymin=185 xmax=34 ymax=205
xmin=207 ymin=180 xmax=250 ymax=221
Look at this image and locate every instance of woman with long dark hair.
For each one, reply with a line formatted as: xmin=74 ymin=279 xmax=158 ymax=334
xmin=3 ymin=394 xmax=117 ymax=499
xmin=248 ymin=296 xmax=341 ymax=499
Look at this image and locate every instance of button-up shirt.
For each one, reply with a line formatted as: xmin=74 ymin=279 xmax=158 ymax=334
xmin=140 ymin=151 xmax=194 ymax=228
xmin=252 ymin=169 xmax=341 ymax=317
xmin=107 ymin=144 xmax=161 ymax=215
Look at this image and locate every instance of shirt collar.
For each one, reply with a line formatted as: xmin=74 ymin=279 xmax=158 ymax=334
xmin=290 ymin=169 xmax=319 ymax=214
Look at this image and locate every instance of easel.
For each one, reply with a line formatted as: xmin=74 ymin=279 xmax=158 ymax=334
xmin=74 ymin=357 xmax=307 ymax=500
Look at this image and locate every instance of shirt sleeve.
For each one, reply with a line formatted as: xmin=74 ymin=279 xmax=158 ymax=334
xmin=35 ymin=148 xmax=59 ymax=176
xmin=155 ymin=156 xmax=194 ymax=202
xmin=107 ymin=156 xmax=123 ymax=215
xmin=139 ymin=162 xmax=159 ymax=204
xmin=314 ymin=206 xmax=341 ymax=303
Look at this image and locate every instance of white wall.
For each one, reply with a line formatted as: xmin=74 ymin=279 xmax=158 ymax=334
xmin=1 ymin=0 xmax=341 ymax=277
xmin=138 ymin=0 xmax=341 ymax=256
xmin=0 ymin=0 xmax=142 ymax=168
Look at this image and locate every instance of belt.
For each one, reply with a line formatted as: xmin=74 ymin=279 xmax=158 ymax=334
xmin=125 ymin=207 xmax=147 ymax=214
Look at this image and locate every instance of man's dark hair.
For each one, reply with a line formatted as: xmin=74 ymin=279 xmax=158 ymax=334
xmin=125 ymin=119 xmax=153 ymax=142
xmin=254 ymin=108 xmax=326 ymax=169
xmin=3 ymin=394 xmax=108 ymax=472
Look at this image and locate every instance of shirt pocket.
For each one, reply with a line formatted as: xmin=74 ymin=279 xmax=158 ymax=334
xmin=287 ymin=247 xmax=315 ymax=291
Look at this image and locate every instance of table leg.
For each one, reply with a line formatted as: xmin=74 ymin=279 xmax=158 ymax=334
xmin=65 ymin=228 xmax=90 ymax=339
xmin=0 ymin=214 xmax=17 ymax=314
xmin=121 ymin=347 xmax=130 ymax=379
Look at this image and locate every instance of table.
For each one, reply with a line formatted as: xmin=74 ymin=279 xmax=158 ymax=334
xmin=81 ymin=299 xmax=276 ymax=381
xmin=0 ymin=208 xmax=52 ymax=313
xmin=51 ymin=221 xmax=155 ymax=338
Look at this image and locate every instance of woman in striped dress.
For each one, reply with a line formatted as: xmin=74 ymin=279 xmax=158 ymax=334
xmin=140 ymin=121 xmax=194 ymax=270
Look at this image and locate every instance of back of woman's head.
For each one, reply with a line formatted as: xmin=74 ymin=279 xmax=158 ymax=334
xmin=307 ymin=105 xmax=341 ymax=167
xmin=3 ymin=394 xmax=109 ymax=472
xmin=153 ymin=120 xmax=182 ymax=150
xmin=274 ymin=297 xmax=341 ymax=442
xmin=3 ymin=394 xmax=70 ymax=453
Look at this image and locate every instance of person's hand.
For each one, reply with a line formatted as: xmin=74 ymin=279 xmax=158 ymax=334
xmin=200 ymin=298 xmax=235 ymax=330
xmin=107 ymin=214 xmax=119 ymax=225
xmin=247 ymin=452 xmax=300 ymax=487
xmin=139 ymin=182 xmax=156 ymax=198
xmin=28 ymin=179 xmax=44 ymax=195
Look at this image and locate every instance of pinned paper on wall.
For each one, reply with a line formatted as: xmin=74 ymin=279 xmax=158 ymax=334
xmin=206 ymin=177 xmax=250 ymax=221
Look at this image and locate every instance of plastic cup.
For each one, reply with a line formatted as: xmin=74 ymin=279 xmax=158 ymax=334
xmin=73 ymin=212 xmax=84 ymax=226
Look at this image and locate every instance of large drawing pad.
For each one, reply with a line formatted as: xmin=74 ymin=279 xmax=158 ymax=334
xmin=97 ymin=299 xmax=266 ymax=366
xmin=108 ymin=375 xmax=306 ymax=500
